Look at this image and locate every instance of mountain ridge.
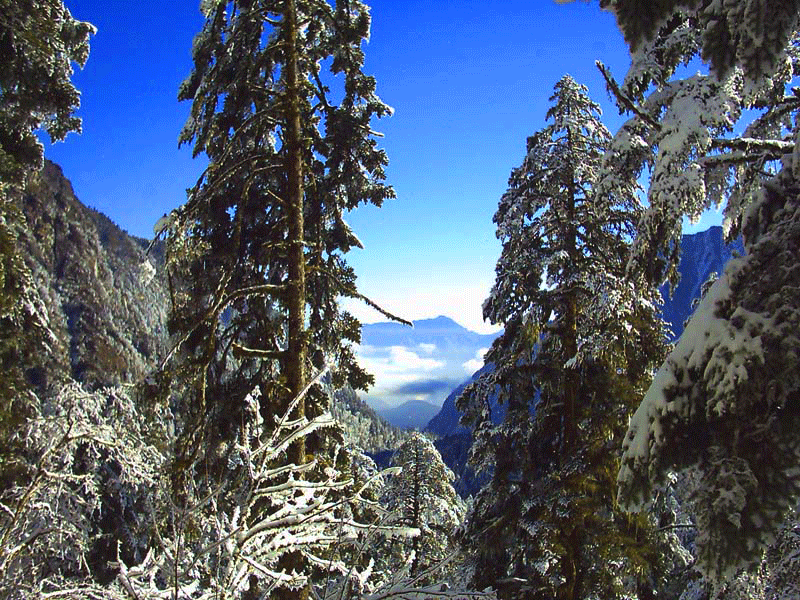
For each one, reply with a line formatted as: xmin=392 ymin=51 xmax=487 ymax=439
xmin=377 ymin=398 xmax=441 ymax=430
xmin=361 ymin=315 xmax=498 ymax=348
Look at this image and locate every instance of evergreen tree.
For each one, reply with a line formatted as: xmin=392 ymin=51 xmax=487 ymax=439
xmin=599 ymin=0 xmax=800 ymax=85
xmin=0 ymin=0 xmax=94 ymax=485
xmin=156 ymin=0 xmax=399 ymax=596
xmin=457 ymin=75 xmax=668 ymax=600
xmin=0 ymin=0 xmax=94 ymax=186
xmin=161 ymin=0 xmax=396 ymax=471
xmin=384 ymin=432 xmax=464 ymax=579
xmin=588 ymin=0 xmax=800 ymax=583
xmin=618 ymin=165 xmax=800 ymax=583
xmin=595 ymin=3 xmax=800 ymax=284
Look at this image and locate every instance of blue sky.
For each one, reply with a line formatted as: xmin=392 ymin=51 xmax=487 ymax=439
xmin=45 ymin=0 xmax=721 ymax=334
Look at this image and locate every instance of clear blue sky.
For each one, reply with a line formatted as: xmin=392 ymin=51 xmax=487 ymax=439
xmin=45 ymin=0 xmax=720 ymax=334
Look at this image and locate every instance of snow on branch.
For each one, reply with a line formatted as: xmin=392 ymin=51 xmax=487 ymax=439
xmin=0 ymin=384 xmax=165 ymax=599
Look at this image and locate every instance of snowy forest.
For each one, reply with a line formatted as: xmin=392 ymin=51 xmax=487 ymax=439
xmin=1 ymin=1 xmax=800 ymax=599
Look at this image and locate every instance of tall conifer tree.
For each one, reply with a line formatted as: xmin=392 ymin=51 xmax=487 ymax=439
xmin=384 ymin=432 xmax=464 ymax=578
xmin=458 ymin=76 xmax=667 ymax=600
xmin=593 ymin=0 xmax=800 ymax=582
xmin=162 ymin=0 xmax=394 ymax=472
xmin=157 ymin=0 xmax=396 ymax=595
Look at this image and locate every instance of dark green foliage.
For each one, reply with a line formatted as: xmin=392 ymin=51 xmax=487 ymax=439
xmin=458 ymin=76 xmax=669 ymax=599
xmin=598 ymin=0 xmax=800 ymax=584
xmin=0 ymin=0 xmax=94 ymax=185
xmin=0 ymin=197 xmax=39 ymax=487
xmin=597 ymin=1 xmax=800 ymax=289
xmin=0 ymin=198 xmax=27 ymax=403
xmin=385 ymin=432 xmax=463 ymax=578
xmin=599 ymin=0 xmax=698 ymax=53
xmin=155 ymin=3 xmax=397 ymax=596
xmin=600 ymin=0 xmax=800 ymax=83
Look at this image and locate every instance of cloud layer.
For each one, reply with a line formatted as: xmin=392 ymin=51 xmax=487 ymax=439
xmin=354 ymin=317 xmax=500 ymax=410
xmin=462 ymin=347 xmax=490 ymax=374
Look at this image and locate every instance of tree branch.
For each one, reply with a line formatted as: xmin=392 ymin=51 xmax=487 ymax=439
xmin=308 ymin=265 xmax=413 ymax=326
xmin=709 ymin=137 xmax=793 ymax=154
xmin=232 ymin=343 xmax=286 ymax=360
xmin=596 ymin=61 xmax=661 ymax=131
xmin=224 ymin=283 xmax=287 ymax=304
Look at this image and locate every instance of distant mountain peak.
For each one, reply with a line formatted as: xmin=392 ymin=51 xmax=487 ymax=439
xmin=378 ymin=398 xmax=442 ymax=430
xmin=421 ymin=315 xmax=454 ymax=323
xmin=413 ymin=315 xmax=466 ymax=329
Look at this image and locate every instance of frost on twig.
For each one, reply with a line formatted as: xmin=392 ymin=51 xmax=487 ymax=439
xmin=0 ymin=384 xmax=164 ymax=600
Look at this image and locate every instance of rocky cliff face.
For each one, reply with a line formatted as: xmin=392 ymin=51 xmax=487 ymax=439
xmin=660 ymin=226 xmax=744 ymax=339
xmin=16 ymin=160 xmax=169 ymax=391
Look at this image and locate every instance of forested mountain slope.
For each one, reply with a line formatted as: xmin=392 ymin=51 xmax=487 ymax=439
xmin=14 ymin=160 xmax=169 ymax=390
xmin=332 ymin=384 xmax=406 ymax=452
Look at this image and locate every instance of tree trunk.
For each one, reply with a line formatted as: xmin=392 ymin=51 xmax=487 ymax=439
xmin=563 ymin=126 xmax=579 ymax=454
xmin=561 ymin=527 xmax=582 ymax=600
xmin=284 ymin=0 xmax=306 ymax=464
xmin=278 ymin=1 xmax=308 ymax=597
xmin=563 ymin=294 xmax=578 ymax=452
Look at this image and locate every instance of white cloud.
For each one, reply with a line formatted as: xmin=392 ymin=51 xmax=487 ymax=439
xmin=417 ymin=342 xmax=437 ymax=354
xmin=355 ymin=344 xmax=382 ymax=357
xmin=388 ymin=346 xmax=445 ymax=371
xmin=356 ymin=346 xmax=443 ymax=383
xmin=355 ymin=345 xmax=446 ymax=408
xmin=462 ymin=347 xmax=489 ymax=374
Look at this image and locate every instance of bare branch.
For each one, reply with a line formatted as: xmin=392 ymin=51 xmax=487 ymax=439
xmin=232 ymin=344 xmax=286 ymax=360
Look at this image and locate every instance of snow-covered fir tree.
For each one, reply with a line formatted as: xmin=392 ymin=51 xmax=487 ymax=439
xmin=0 ymin=0 xmax=95 ymax=469
xmin=596 ymin=2 xmax=800 ymax=283
xmin=592 ymin=0 xmax=800 ymax=585
xmin=149 ymin=1 xmax=412 ymax=597
xmin=383 ymin=432 xmax=464 ymax=580
xmin=0 ymin=0 xmax=95 ymax=187
xmin=618 ymin=164 xmax=800 ymax=583
xmin=457 ymin=75 xmax=669 ymax=600
xmin=157 ymin=0 xmax=397 ymax=477
xmin=599 ymin=0 xmax=800 ymax=87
